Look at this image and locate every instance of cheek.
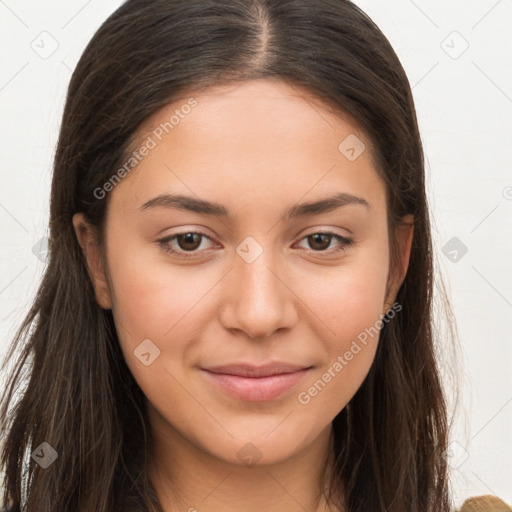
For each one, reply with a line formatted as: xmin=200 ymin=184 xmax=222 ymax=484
xmin=108 ymin=227 xmax=220 ymax=321
xmin=298 ymin=246 xmax=389 ymax=340
xmin=106 ymin=242 xmax=222 ymax=374
xmin=294 ymin=255 xmax=388 ymax=410
xmin=107 ymin=256 xmax=219 ymax=412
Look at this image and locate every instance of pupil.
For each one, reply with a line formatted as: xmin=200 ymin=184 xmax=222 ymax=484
xmin=179 ymin=233 xmax=201 ymax=251
xmin=309 ymin=234 xmax=330 ymax=250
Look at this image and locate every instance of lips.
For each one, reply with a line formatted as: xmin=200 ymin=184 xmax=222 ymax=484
xmin=204 ymin=362 xmax=310 ymax=378
xmin=201 ymin=362 xmax=312 ymax=401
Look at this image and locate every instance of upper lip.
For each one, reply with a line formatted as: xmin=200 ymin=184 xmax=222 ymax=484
xmin=203 ymin=362 xmax=311 ymax=378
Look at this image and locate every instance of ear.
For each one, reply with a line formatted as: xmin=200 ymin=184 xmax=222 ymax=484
xmin=383 ymin=213 xmax=414 ymax=311
xmin=72 ymin=213 xmax=113 ymax=310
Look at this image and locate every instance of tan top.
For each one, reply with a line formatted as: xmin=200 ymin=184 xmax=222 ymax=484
xmin=458 ymin=495 xmax=512 ymax=512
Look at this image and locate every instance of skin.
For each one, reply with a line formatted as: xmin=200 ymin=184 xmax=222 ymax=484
xmin=73 ymin=79 xmax=413 ymax=512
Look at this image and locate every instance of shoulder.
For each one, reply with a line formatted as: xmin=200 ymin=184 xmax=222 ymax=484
xmin=457 ymin=495 xmax=512 ymax=512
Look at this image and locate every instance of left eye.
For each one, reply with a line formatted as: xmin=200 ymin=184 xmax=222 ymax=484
xmin=295 ymin=231 xmax=353 ymax=254
xmin=157 ymin=230 xmax=353 ymax=258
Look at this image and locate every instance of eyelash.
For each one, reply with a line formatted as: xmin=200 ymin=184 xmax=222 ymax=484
xmin=156 ymin=230 xmax=354 ymax=259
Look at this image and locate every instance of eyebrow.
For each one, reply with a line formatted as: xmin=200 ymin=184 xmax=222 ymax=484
xmin=139 ymin=192 xmax=370 ymax=220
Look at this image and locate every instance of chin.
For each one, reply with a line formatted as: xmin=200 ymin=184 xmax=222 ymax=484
xmin=196 ymin=418 xmax=323 ymax=468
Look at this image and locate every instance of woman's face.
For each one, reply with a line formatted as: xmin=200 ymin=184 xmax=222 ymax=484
xmin=74 ymin=79 xmax=412 ymax=468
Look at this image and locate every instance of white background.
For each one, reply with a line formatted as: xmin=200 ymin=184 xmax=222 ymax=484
xmin=1 ymin=0 xmax=511 ymax=507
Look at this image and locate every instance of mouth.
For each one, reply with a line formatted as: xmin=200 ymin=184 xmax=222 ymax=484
xmin=201 ymin=363 xmax=313 ymax=402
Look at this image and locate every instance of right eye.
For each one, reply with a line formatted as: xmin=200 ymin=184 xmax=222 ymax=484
xmin=156 ymin=231 xmax=216 ymax=258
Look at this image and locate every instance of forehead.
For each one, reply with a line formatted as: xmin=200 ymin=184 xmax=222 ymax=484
xmin=108 ymin=79 xmax=386 ymax=218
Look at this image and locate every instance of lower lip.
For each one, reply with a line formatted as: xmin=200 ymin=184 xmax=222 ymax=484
xmin=202 ymin=368 xmax=311 ymax=402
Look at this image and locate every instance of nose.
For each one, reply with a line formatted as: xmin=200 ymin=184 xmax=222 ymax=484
xmin=218 ymin=245 xmax=298 ymax=340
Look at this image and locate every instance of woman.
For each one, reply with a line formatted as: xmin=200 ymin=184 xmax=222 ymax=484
xmin=0 ymin=1 xmax=509 ymax=511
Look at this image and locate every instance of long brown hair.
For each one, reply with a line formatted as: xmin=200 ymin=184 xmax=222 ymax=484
xmin=1 ymin=1 xmax=454 ymax=510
